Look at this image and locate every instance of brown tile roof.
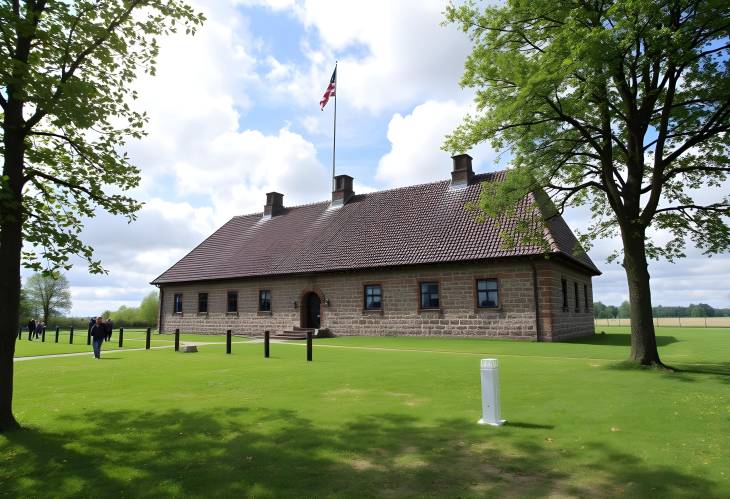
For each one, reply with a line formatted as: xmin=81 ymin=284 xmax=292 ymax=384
xmin=151 ymin=172 xmax=600 ymax=284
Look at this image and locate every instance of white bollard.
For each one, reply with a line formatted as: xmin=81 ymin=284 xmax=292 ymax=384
xmin=478 ymin=358 xmax=505 ymax=426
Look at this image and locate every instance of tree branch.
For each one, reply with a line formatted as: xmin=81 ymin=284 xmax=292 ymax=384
xmin=24 ymin=0 xmax=143 ymax=132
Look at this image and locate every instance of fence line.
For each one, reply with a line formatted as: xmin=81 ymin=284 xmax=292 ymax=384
xmin=594 ymin=317 xmax=730 ymax=328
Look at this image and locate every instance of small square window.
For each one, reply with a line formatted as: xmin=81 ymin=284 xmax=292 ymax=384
xmin=476 ymin=279 xmax=499 ymax=308
xmin=420 ymin=282 xmax=439 ymax=310
xmin=173 ymin=293 xmax=183 ymax=314
xmin=561 ymin=279 xmax=568 ymax=310
xmin=259 ymin=290 xmax=271 ymax=312
xmin=574 ymin=282 xmax=580 ymax=311
xmin=198 ymin=293 xmax=208 ymax=313
xmin=227 ymin=291 xmax=238 ymax=313
xmin=584 ymin=284 xmax=589 ymax=310
xmin=364 ymin=285 xmax=382 ymax=310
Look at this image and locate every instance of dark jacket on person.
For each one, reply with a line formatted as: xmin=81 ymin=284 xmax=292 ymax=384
xmin=90 ymin=324 xmax=106 ymax=340
xmin=28 ymin=320 xmax=36 ymax=333
xmin=34 ymin=323 xmax=43 ymax=336
xmin=105 ymin=320 xmax=113 ymax=334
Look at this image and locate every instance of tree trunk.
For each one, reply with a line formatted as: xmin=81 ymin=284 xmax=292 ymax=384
xmin=0 ymin=106 xmax=25 ymax=432
xmin=621 ymin=227 xmax=664 ymax=366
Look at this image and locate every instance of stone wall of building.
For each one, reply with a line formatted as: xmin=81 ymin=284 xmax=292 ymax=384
xmin=541 ymin=260 xmax=595 ymax=340
xmin=159 ymin=259 xmax=595 ymax=340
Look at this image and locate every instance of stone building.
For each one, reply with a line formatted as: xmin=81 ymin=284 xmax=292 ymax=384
xmin=151 ymin=155 xmax=600 ymax=340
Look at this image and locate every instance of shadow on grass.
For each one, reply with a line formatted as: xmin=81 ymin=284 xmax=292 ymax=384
xmin=604 ymin=360 xmax=730 ymax=384
xmin=0 ymin=408 xmax=719 ymax=498
xmin=567 ymin=333 xmax=678 ymax=347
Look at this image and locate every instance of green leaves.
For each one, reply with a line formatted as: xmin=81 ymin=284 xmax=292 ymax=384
xmin=444 ymin=0 xmax=730 ymax=262
xmin=1 ymin=0 xmax=205 ymax=274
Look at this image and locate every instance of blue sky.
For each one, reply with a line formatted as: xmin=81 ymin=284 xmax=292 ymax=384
xmin=36 ymin=0 xmax=729 ymax=316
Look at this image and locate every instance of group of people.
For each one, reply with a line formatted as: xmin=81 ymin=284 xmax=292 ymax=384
xmin=88 ymin=316 xmax=114 ymax=359
xmin=26 ymin=319 xmax=45 ymax=339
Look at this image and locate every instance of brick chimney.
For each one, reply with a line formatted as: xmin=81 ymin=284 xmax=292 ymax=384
xmin=450 ymin=153 xmax=474 ymax=188
xmin=331 ymin=174 xmax=354 ymax=207
xmin=263 ymin=192 xmax=284 ymax=219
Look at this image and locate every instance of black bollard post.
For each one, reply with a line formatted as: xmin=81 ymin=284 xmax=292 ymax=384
xmin=28 ymin=327 xmax=32 ymax=341
xmin=55 ymin=327 xmax=60 ymax=343
xmin=174 ymin=329 xmax=180 ymax=352
xmin=306 ymin=330 xmax=313 ymax=362
xmin=226 ymin=330 xmax=232 ymax=354
xmin=18 ymin=327 xmax=22 ymax=340
xmin=42 ymin=326 xmax=46 ymax=342
xmin=264 ymin=330 xmax=270 ymax=358
xmin=145 ymin=328 xmax=151 ymax=350
xmin=118 ymin=327 xmax=124 ymax=348
xmin=69 ymin=326 xmax=74 ymax=344
xmin=86 ymin=328 xmax=91 ymax=345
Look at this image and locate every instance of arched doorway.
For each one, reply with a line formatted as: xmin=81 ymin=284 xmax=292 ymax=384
xmin=301 ymin=292 xmax=321 ymax=329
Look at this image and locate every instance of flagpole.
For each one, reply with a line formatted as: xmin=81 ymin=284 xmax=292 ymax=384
xmin=332 ymin=61 xmax=337 ymax=192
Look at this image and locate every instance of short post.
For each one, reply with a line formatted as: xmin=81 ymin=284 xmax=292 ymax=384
xmin=55 ymin=326 xmax=59 ymax=343
xmin=42 ymin=326 xmax=46 ymax=342
xmin=18 ymin=327 xmax=22 ymax=340
xmin=118 ymin=327 xmax=124 ymax=348
xmin=264 ymin=330 xmax=270 ymax=358
xmin=226 ymin=330 xmax=232 ymax=354
xmin=478 ymin=358 xmax=504 ymax=426
xmin=28 ymin=328 xmax=32 ymax=341
xmin=86 ymin=328 xmax=91 ymax=345
xmin=174 ymin=329 xmax=180 ymax=352
xmin=145 ymin=328 xmax=151 ymax=350
xmin=306 ymin=330 xmax=312 ymax=362
xmin=69 ymin=326 xmax=74 ymax=344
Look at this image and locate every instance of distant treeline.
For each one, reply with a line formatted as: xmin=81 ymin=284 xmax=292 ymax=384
xmin=25 ymin=291 xmax=159 ymax=330
xmin=594 ymin=301 xmax=730 ymax=319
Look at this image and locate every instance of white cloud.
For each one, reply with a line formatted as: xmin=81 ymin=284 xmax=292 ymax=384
xmin=240 ymin=0 xmax=473 ymax=113
xmin=376 ymin=100 xmax=500 ymax=187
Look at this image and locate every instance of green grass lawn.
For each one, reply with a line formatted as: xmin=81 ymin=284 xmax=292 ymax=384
xmin=2 ymin=326 xmax=729 ymax=497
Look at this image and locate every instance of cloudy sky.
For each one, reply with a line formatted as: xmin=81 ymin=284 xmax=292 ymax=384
xmin=39 ymin=0 xmax=729 ymax=316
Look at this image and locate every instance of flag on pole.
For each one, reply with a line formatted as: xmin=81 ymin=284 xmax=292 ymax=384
xmin=320 ymin=66 xmax=337 ymax=110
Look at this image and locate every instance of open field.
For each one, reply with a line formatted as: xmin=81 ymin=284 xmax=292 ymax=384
xmin=1 ymin=326 xmax=729 ymax=497
xmin=595 ymin=317 xmax=730 ymax=327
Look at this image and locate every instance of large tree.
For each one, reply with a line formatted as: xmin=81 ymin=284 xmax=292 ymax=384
xmin=444 ymin=0 xmax=730 ymax=366
xmin=25 ymin=272 xmax=72 ymax=324
xmin=0 ymin=0 xmax=204 ymax=431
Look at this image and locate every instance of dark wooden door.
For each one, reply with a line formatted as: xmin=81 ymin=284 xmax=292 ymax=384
xmin=305 ymin=293 xmax=321 ymax=329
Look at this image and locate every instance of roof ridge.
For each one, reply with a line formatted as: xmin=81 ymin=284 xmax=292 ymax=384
xmin=233 ymin=169 xmax=510 ymax=218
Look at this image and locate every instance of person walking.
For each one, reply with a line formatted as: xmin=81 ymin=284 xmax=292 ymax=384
xmin=90 ymin=317 xmax=106 ymax=359
xmin=104 ymin=318 xmax=113 ymax=342
xmin=27 ymin=318 xmax=36 ymax=337
xmin=34 ymin=320 xmax=43 ymax=339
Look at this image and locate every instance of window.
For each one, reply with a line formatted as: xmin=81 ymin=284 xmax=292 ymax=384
xmin=584 ymin=284 xmax=589 ymax=311
xmin=173 ymin=293 xmax=183 ymax=314
xmin=561 ymin=279 xmax=568 ymax=310
xmin=259 ymin=290 xmax=271 ymax=312
xmin=574 ymin=282 xmax=580 ymax=311
xmin=364 ymin=285 xmax=382 ymax=310
xmin=227 ymin=291 xmax=238 ymax=313
xmin=476 ymin=279 xmax=499 ymax=308
xmin=419 ymin=282 xmax=440 ymax=310
xmin=198 ymin=293 xmax=208 ymax=313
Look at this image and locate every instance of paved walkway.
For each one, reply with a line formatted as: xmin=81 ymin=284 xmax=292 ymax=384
xmin=13 ymin=340 xmax=252 ymax=362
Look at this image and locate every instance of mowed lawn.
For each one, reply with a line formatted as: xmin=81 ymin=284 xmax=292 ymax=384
xmin=1 ymin=327 xmax=728 ymax=498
